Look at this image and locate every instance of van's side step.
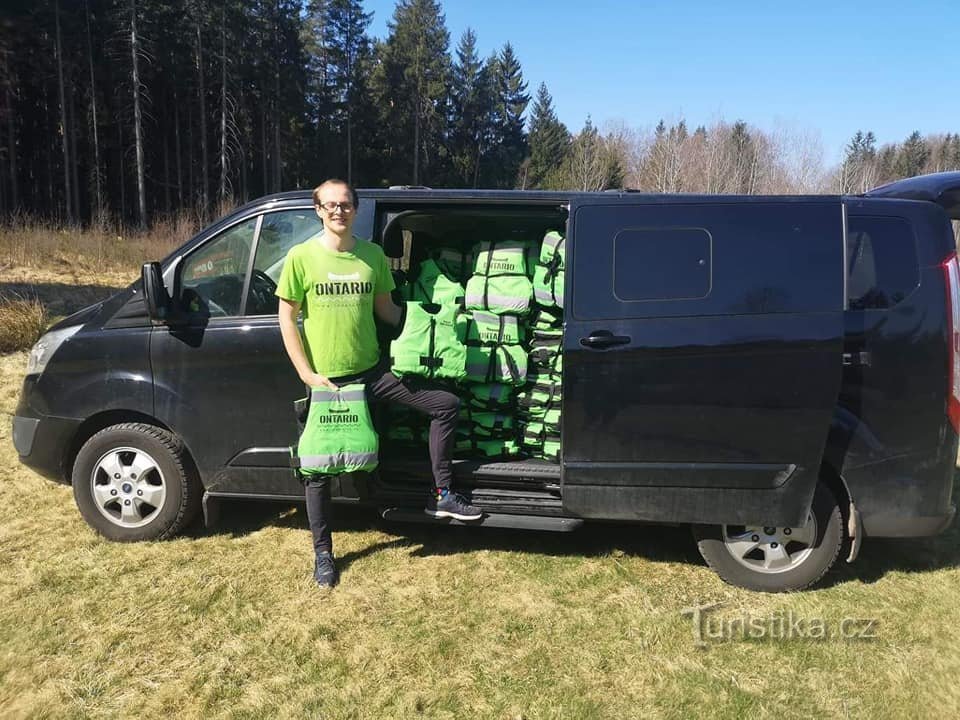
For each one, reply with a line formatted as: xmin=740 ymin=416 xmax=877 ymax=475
xmin=380 ymin=508 xmax=584 ymax=532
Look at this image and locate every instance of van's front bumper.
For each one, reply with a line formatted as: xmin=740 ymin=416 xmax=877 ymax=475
xmin=12 ymin=397 xmax=81 ymax=485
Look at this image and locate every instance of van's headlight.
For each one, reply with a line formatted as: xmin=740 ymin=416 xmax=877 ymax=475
xmin=26 ymin=325 xmax=82 ymax=376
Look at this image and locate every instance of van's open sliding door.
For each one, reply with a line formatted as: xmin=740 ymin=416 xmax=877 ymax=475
xmin=561 ymin=197 xmax=845 ymax=527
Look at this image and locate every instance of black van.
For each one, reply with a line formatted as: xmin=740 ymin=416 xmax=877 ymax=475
xmin=12 ymin=173 xmax=960 ymax=592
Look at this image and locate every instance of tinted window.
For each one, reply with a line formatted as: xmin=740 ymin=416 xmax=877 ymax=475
xmin=181 ymin=218 xmax=257 ymax=317
xmin=614 ymin=228 xmax=711 ymax=301
xmin=573 ymin=202 xmax=842 ymax=320
xmin=846 ymin=216 xmax=919 ymax=310
xmin=246 ymin=209 xmax=323 ymax=316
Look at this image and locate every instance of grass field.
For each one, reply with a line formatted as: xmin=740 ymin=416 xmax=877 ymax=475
xmin=2 ymin=250 xmax=960 ymax=718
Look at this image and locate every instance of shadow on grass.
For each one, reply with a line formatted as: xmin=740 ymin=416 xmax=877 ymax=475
xmin=0 ymin=281 xmax=125 ymax=318
xmin=197 ymin=497 xmax=703 ymax=568
xmin=198 ymin=490 xmax=960 ymax=586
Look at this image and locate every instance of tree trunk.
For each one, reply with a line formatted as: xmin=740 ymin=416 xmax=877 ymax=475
xmin=69 ymin=91 xmax=80 ymax=220
xmin=118 ymin=117 xmax=125 ymax=221
xmin=84 ymin=0 xmax=102 ymax=219
xmin=54 ymin=0 xmax=72 ymax=223
xmin=163 ymin=125 xmax=171 ymax=213
xmin=5 ymin=72 xmax=17 ymax=212
xmin=196 ymin=16 xmax=209 ymax=218
xmin=272 ymin=1 xmax=281 ymax=191
xmin=261 ymin=106 xmax=268 ymax=193
xmin=219 ymin=4 xmax=228 ymax=203
xmin=174 ymin=94 xmax=183 ymax=208
xmin=131 ymin=0 xmax=147 ymax=228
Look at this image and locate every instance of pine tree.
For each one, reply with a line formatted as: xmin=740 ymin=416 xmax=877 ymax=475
xmin=448 ymin=28 xmax=495 ymax=187
xmin=526 ymin=82 xmax=569 ymax=189
xmin=489 ymin=42 xmax=529 ymax=188
xmin=374 ymin=0 xmax=451 ymax=185
xmin=895 ymin=131 xmax=930 ymax=178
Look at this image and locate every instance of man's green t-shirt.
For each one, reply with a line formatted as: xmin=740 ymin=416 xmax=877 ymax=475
xmin=275 ymin=234 xmax=395 ymax=377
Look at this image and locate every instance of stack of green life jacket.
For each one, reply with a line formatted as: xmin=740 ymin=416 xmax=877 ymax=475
xmin=457 ymin=310 xmax=527 ymax=386
xmin=517 ymin=301 xmax=564 ymax=463
xmin=533 ymin=230 xmax=565 ymax=310
xmin=293 ymin=384 xmax=379 ymax=475
xmin=453 ymin=406 xmax=520 ymax=458
xmin=389 ymin=301 xmax=467 ymax=382
xmin=465 ymin=240 xmax=535 ymax=316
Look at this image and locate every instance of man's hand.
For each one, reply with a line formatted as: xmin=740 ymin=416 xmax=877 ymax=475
xmin=303 ymin=372 xmax=338 ymax=391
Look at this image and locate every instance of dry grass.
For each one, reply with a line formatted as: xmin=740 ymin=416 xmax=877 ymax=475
xmin=0 ymin=212 xmax=197 ymax=278
xmin=0 ymin=295 xmax=47 ymax=353
xmin=0 ymin=257 xmax=959 ymax=718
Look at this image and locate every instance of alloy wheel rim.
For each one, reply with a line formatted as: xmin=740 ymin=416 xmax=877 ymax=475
xmin=721 ymin=513 xmax=817 ymax=574
xmin=89 ymin=446 xmax=167 ymax=528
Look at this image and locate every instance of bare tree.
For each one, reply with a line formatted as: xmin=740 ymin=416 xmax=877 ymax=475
xmin=84 ymin=0 xmax=103 ymax=222
xmin=130 ymin=0 xmax=147 ymax=228
xmin=54 ymin=0 xmax=72 ymax=222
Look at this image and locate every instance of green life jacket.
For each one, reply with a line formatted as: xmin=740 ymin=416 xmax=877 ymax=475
xmin=458 ymin=311 xmax=528 ymax=385
xmin=401 ymin=258 xmax=465 ymax=309
xmin=454 ymin=437 xmax=520 ymax=459
xmin=533 ymin=231 xmax=565 ymax=310
xmin=517 ymin=381 xmax=562 ymax=413
xmin=390 ymin=302 xmax=467 ymax=381
xmin=468 ymin=383 xmax=514 ymax=411
xmin=528 ymin=336 xmax=563 ymax=375
xmin=530 ymin=308 xmax=563 ymax=339
xmin=293 ymin=384 xmax=378 ymax=475
xmin=468 ymin=410 xmax=514 ymax=438
xmin=465 ymin=240 xmax=534 ymax=315
xmin=431 ymin=247 xmax=472 ymax=284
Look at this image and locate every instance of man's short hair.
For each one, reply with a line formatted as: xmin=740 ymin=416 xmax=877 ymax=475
xmin=313 ymin=179 xmax=359 ymax=208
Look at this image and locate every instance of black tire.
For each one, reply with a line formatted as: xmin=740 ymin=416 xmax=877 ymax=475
xmin=72 ymin=423 xmax=202 ymax=542
xmin=692 ymin=481 xmax=844 ymax=592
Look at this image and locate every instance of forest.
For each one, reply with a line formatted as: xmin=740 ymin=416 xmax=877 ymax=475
xmin=1 ymin=0 xmax=959 ymax=229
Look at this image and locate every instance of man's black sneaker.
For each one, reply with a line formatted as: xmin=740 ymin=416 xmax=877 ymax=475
xmin=425 ymin=491 xmax=483 ymax=521
xmin=314 ymin=551 xmax=339 ymax=587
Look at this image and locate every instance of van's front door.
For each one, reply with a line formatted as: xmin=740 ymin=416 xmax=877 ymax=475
xmin=562 ymin=197 xmax=845 ymax=527
xmin=151 ymin=209 xmax=319 ymax=496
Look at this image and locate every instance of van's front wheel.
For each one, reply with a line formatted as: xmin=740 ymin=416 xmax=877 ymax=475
xmin=692 ymin=482 xmax=844 ymax=592
xmin=72 ymin=423 xmax=201 ymax=541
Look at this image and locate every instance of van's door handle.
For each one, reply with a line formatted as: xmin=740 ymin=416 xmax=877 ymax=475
xmin=580 ymin=331 xmax=631 ymax=349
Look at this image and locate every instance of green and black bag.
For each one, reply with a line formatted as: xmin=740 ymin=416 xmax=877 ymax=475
xmin=293 ymin=384 xmax=379 ymax=476
xmin=390 ymin=301 xmax=467 ymax=382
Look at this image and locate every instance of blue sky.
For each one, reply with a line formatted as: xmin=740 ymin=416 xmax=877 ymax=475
xmin=362 ymin=0 xmax=959 ymax=163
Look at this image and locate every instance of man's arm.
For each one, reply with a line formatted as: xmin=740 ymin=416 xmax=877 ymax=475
xmin=374 ymin=292 xmax=402 ymax=328
xmin=278 ymin=298 xmax=337 ymax=390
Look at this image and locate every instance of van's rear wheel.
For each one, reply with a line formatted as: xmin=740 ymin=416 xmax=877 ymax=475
xmin=72 ymin=423 xmax=201 ymax=542
xmin=692 ymin=482 xmax=844 ymax=592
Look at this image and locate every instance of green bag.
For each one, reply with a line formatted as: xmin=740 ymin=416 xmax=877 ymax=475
xmin=533 ymin=231 xmax=566 ymax=310
xmin=295 ymin=384 xmax=378 ymax=476
xmin=390 ymin=302 xmax=467 ymax=381
xmin=401 ymin=258 xmax=465 ymax=309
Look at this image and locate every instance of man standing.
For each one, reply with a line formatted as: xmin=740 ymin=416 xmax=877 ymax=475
xmin=276 ymin=179 xmax=482 ymax=588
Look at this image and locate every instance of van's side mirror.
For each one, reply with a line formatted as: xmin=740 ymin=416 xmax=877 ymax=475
xmin=141 ymin=262 xmax=171 ymax=322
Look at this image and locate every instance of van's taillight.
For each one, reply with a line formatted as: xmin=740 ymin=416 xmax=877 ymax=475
xmin=942 ymin=252 xmax=960 ymax=433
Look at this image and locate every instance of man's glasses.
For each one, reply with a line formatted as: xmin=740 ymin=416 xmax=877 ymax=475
xmin=319 ymin=201 xmax=355 ymax=213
